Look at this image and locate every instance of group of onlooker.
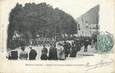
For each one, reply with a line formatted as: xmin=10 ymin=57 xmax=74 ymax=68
xmin=8 ymin=46 xmax=37 ymax=60
xmin=8 ymin=39 xmax=95 ymax=60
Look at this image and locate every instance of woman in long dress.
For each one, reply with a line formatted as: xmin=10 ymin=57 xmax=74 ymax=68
xmin=57 ymin=43 xmax=65 ymax=60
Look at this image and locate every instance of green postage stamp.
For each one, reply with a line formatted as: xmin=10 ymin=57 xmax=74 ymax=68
xmin=96 ymin=32 xmax=114 ymax=53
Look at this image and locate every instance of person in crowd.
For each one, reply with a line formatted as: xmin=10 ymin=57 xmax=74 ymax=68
xmin=8 ymin=50 xmax=18 ymax=60
xmin=84 ymin=39 xmax=89 ymax=52
xmin=70 ymin=42 xmax=77 ymax=57
xmin=80 ymin=38 xmax=84 ymax=48
xmin=40 ymin=45 xmax=48 ymax=60
xmin=48 ymin=44 xmax=58 ymax=60
xmin=91 ymin=39 xmax=95 ymax=48
xmin=75 ymin=39 xmax=82 ymax=52
xmin=63 ymin=41 xmax=71 ymax=57
xmin=57 ymin=43 xmax=65 ymax=60
xmin=29 ymin=47 xmax=37 ymax=60
xmin=19 ymin=46 xmax=28 ymax=60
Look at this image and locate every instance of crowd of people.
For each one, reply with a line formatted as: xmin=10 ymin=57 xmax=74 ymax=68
xmin=8 ymin=38 xmax=96 ymax=60
xmin=8 ymin=46 xmax=37 ymax=60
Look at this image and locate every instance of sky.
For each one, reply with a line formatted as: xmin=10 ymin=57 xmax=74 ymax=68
xmin=0 ymin=0 xmax=100 ymax=19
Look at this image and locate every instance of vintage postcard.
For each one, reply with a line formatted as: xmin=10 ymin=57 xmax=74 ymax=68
xmin=0 ymin=0 xmax=115 ymax=73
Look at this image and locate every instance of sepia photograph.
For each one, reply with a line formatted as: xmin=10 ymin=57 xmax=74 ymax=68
xmin=0 ymin=0 xmax=114 ymax=73
xmin=7 ymin=2 xmax=100 ymax=60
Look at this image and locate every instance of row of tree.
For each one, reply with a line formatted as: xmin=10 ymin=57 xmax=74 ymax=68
xmin=7 ymin=2 xmax=78 ymax=49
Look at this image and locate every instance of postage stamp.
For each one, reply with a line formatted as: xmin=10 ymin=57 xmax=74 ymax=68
xmin=96 ymin=32 xmax=114 ymax=53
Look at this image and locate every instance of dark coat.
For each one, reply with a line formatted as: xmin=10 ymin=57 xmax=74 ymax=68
xmin=84 ymin=40 xmax=89 ymax=48
xmin=63 ymin=43 xmax=71 ymax=53
xmin=48 ymin=47 xmax=58 ymax=60
xmin=29 ymin=49 xmax=37 ymax=60
xmin=70 ymin=45 xmax=77 ymax=57
xmin=41 ymin=48 xmax=48 ymax=60
xmin=9 ymin=51 xmax=18 ymax=60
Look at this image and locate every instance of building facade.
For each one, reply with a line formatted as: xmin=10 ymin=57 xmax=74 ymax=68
xmin=77 ymin=5 xmax=99 ymax=37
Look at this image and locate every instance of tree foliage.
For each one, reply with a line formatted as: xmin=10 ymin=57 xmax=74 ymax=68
xmin=7 ymin=2 xmax=77 ymax=49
